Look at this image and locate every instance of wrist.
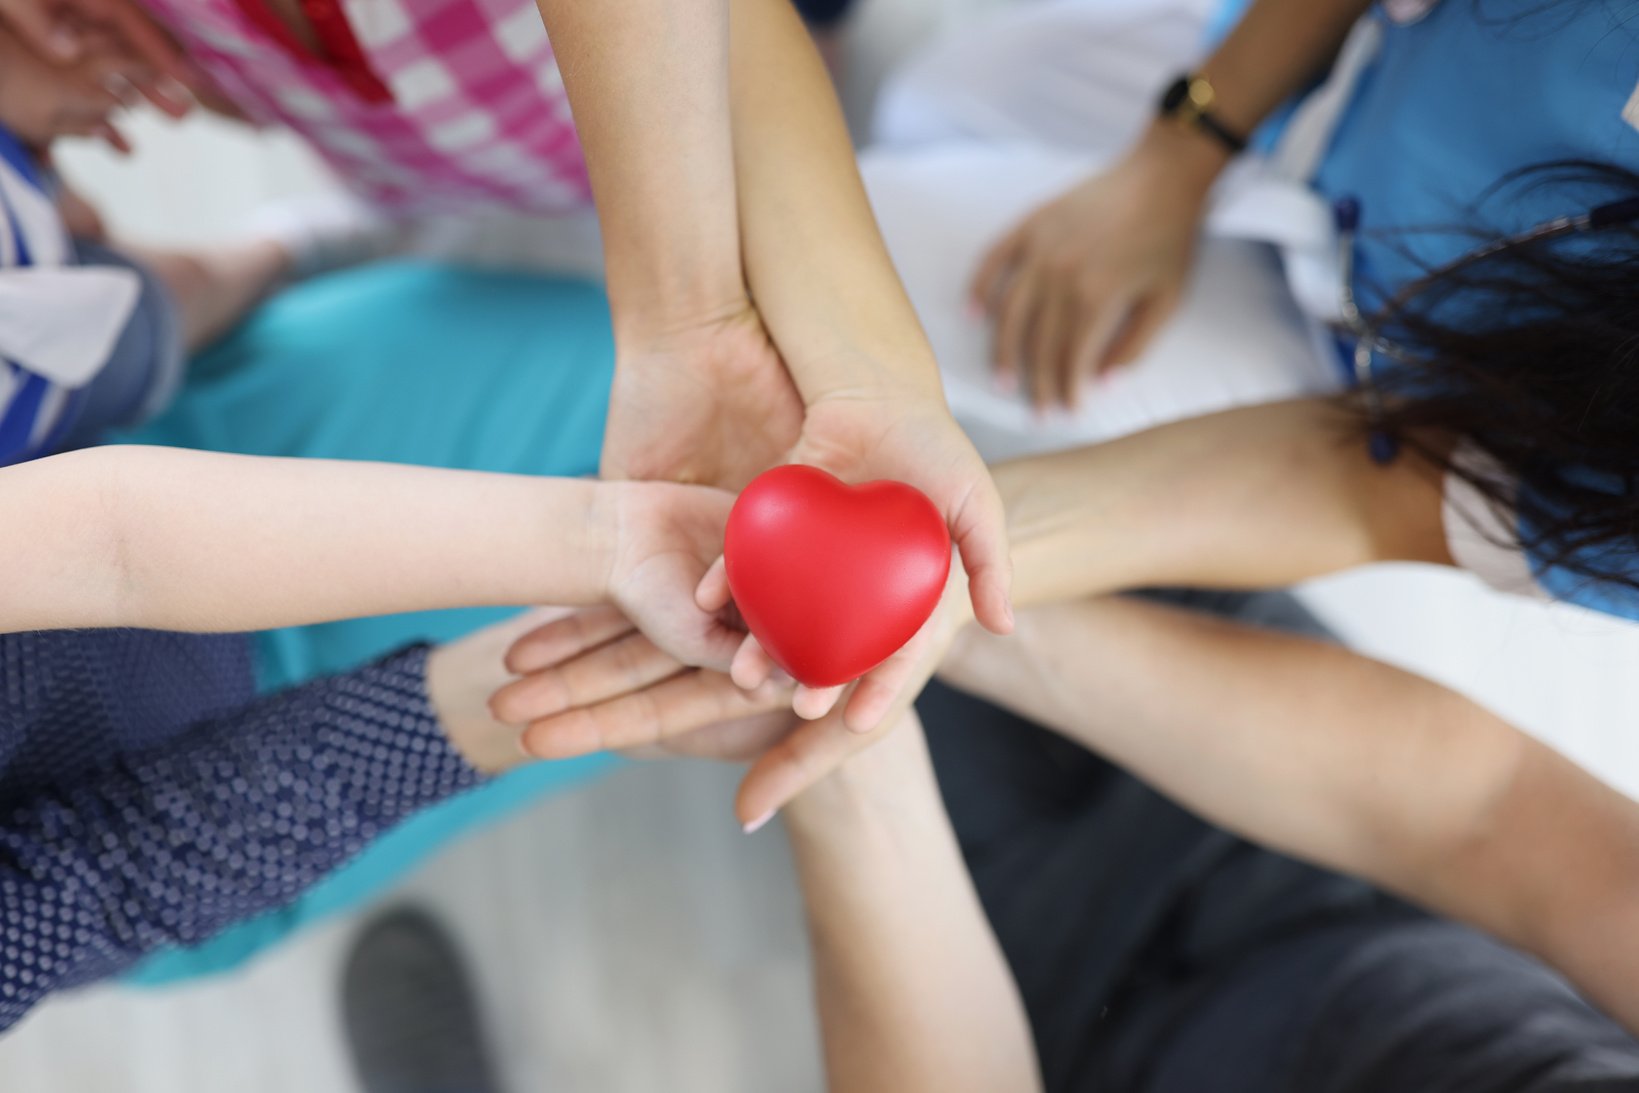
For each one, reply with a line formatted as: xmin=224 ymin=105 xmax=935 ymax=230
xmin=785 ymin=720 xmax=941 ymax=837
xmin=1131 ymin=118 xmax=1233 ymax=204
xmin=606 ymin=267 xmax=753 ymax=352
xmin=425 ymin=637 xmax=527 ymax=774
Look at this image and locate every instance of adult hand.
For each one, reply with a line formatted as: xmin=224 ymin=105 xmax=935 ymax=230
xmin=492 ymin=566 xmax=973 ymax=828
xmin=0 ymin=20 xmax=139 ymax=151
xmin=0 ymin=0 xmax=202 ymax=117
xmin=490 ymin=605 xmax=795 ymax=762
xmin=602 ymin=308 xmax=1013 ymax=725
xmin=600 ymin=303 xmax=806 ymax=492
xmin=696 ymin=388 xmax=1009 ymax=730
xmin=970 ymin=124 xmax=1223 ymax=410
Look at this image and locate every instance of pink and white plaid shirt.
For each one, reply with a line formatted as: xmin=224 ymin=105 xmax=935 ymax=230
xmin=143 ymin=0 xmax=592 ymax=215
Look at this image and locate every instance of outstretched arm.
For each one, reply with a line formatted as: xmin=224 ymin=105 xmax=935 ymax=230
xmin=994 ymin=398 xmax=1452 ymax=603
xmin=725 ymin=0 xmax=1012 ymax=634
xmin=0 ymin=447 xmax=736 ymax=675
xmin=940 ymin=594 xmax=1639 ymax=1035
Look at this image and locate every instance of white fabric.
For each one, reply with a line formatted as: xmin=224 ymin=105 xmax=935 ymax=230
xmin=866 ymin=0 xmax=1339 ymax=464
xmin=862 ymin=144 xmax=1337 ymax=463
xmin=0 ymin=153 xmax=139 ymax=391
xmin=1441 ymin=442 xmax=1549 ymax=601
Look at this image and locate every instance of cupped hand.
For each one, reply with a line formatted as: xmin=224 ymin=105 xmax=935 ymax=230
xmin=970 ymin=126 xmax=1219 ymax=411
xmin=738 ymin=390 xmax=1012 ymax=723
xmin=601 ymin=302 xmax=805 ymax=492
xmin=493 ymin=567 xmax=973 ymax=828
xmin=491 ymin=605 xmax=794 ymax=762
xmin=0 ymin=0 xmax=203 ymax=117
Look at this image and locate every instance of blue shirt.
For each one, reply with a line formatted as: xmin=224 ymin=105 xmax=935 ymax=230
xmin=1211 ymin=0 xmax=1639 ymax=616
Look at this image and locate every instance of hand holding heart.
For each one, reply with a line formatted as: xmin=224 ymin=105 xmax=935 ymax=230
xmin=491 ymin=466 xmax=972 ymax=826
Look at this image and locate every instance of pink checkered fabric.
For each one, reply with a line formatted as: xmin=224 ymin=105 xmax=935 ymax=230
xmin=142 ymin=0 xmax=591 ymax=214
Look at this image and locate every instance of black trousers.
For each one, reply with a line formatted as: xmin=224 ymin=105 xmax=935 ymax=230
xmin=915 ymin=591 xmax=1639 ymax=1093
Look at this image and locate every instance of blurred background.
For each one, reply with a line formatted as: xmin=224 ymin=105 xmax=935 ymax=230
xmin=4 ymin=0 xmax=1638 ymax=1089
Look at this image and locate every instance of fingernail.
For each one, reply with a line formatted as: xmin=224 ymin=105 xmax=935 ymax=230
xmin=742 ymin=809 xmax=776 ymax=835
xmin=992 ymin=371 xmax=1018 ymax=396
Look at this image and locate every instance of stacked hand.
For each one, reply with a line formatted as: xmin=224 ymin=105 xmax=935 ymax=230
xmin=505 ymin=288 xmax=1011 ymax=824
xmin=491 ymin=566 xmax=973 ymax=828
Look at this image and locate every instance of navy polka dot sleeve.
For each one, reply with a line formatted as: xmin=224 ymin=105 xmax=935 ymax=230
xmin=0 ymin=636 xmax=484 ymax=1033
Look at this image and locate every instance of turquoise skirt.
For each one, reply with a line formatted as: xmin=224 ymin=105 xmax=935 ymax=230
xmin=119 ymin=261 xmax=621 ymax=982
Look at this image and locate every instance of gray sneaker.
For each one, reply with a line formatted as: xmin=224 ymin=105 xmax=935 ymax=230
xmin=341 ymin=907 xmax=504 ymax=1093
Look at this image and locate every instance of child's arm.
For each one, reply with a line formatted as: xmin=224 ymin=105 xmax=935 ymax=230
xmin=0 ymin=446 xmax=737 ymax=667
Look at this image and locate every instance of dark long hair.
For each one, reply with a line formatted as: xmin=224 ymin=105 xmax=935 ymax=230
xmin=1359 ymin=159 xmax=1639 ymax=592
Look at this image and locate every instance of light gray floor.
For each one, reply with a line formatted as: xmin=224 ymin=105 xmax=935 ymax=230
xmin=0 ymin=760 xmax=822 ymax=1093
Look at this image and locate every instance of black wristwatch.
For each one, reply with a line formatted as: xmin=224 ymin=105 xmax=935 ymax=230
xmin=1158 ymin=73 xmax=1248 ymax=156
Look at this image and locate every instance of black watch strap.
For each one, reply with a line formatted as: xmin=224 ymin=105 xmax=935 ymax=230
xmin=1158 ymin=73 xmax=1248 ymax=156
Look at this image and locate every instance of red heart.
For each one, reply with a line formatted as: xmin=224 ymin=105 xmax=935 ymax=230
xmin=724 ymin=465 xmax=951 ymax=688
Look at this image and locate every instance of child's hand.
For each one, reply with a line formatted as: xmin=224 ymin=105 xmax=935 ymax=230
xmin=0 ymin=20 xmax=138 ymax=152
xmin=593 ymin=480 xmax=747 ymax=674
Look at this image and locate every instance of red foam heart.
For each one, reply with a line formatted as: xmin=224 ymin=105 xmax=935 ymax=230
xmin=724 ymin=465 xmax=951 ymax=688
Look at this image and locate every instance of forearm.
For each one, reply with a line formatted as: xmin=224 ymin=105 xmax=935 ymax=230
xmin=1120 ymin=0 xmax=1376 ymax=208
xmin=536 ymin=0 xmax=744 ymax=340
xmin=941 ymin=596 xmax=1639 ymax=1032
xmin=727 ymin=0 xmax=941 ymax=398
xmin=0 ymin=644 xmax=481 ymax=1033
xmin=995 ymin=400 xmax=1451 ymax=606
xmin=1198 ymin=0 xmax=1374 ymax=137
xmin=786 ymin=719 xmax=1040 ymax=1093
xmin=0 ymin=446 xmax=614 ymax=633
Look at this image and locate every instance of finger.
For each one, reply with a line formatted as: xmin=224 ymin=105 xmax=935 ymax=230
xmin=949 ymin=479 xmax=1014 ymax=635
xmin=650 ymin=710 xmax=795 ymax=762
xmin=521 ymin=670 xmax=786 ymax=760
xmin=969 ymin=226 xmax=1024 ymax=316
xmin=0 ymin=0 xmax=82 ymax=60
xmin=93 ymin=119 xmax=131 ymax=155
xmin=992 ymin=265 xmax=1039 ymax=385
xmin=504 ymin=605 xmax=633 ymax=674
xmin=1102 ymin=290 xmax=1179 ymax=372
xmin=1065 ymin=295 xmax=1131 ymax=406
xmin=730 ymin=633 xmax=778 ymax=690
xmin=695 ymin=555 xmax=731 ymax=612
xmin=734 ymin=708 xmax=886 ymax=829
xmin=793 ymin=682 xmax=845 ymax=721
xmin=839 ymin=639 xmax=925 ymax=734
xmin=490 ymin=631 xmax=680 ymax=725
xmin=125 ymin=71 xmax=192 ymax=117
xmin=92 ymin=0 xmax=207 ymax=104
xmin=1027 ymin=284 xmax=1071 ymax=413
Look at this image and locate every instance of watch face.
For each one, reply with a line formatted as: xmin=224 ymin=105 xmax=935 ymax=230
xmin=1161 ymin=77 xmax=1189 ymax=113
